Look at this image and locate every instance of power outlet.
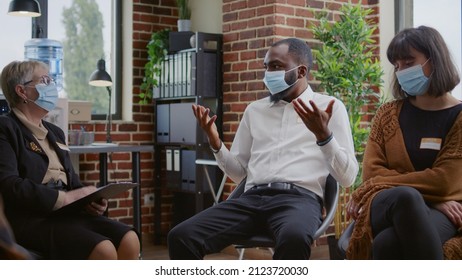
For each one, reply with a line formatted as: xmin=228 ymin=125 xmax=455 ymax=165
xmin=144 ymin=193 xmax=155 ymax=206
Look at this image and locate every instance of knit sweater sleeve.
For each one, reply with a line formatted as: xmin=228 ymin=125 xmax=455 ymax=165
xmin=362 ymin=101 xmax=406 ymax=181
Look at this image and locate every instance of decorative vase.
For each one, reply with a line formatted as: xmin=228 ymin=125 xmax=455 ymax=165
xmin=177 ymin=19 xmax=191 ymax=32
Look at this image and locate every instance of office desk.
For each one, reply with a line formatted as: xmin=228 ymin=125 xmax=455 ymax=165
xmin=69 ymin=144 xmax=154 ymax=244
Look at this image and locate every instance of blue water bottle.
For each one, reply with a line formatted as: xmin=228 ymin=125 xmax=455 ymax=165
xmin=24 ymin=38 xmax=63 ymax=91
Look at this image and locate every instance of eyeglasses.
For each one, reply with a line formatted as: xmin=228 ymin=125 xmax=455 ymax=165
xmin=23 ymin=75 xmax=55 ymax=86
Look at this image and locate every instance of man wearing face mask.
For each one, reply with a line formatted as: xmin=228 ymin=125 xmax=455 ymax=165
xmin=0 ymin=60 xmax=140 ymax=259
xmin=168 ymin=38 xmax=358 ymax=260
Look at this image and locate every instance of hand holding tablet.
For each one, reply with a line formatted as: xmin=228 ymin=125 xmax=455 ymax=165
xmin=53 ymin=182 xmax=138 ymax=216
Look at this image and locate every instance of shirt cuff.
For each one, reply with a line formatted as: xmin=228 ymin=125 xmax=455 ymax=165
xmin=213 ymin=142 xmax=229 ymax=165
xmin=210 ymin=140 xmax=222 ymax=154
xmin=53 ymin=191 xmax=66 ymax=210
xmin=318 ymin=135 xmax=339 ymax=160
xmin=316 ymin=132 xmax=334 ymax=146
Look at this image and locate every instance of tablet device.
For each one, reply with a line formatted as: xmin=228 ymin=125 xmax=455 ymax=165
xmin=52 ymin=182 xmax=138 ymax=216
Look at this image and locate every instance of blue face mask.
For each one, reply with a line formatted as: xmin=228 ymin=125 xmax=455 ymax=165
xmin=33 ymin=83 xmax=59 ymax=112
xmin=263 ymin=66 xmax=300 ymax=95
xmin=395 ymin=59 xmax=431 ymax=96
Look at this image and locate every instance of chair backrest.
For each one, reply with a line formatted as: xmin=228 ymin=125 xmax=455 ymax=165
xmin=314 ymin=174 xmax=339 ymax=239
xmin=227 ymin=178 xmax=246 ymax=200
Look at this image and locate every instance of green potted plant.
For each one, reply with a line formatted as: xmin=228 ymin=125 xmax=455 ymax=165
xmin=310 ymin=3 xmax=384 ymax=258
xmin=139 ymin=29 xmax=170 ymax=104
xmin=176 ymin=0 xmax=191 ymax=31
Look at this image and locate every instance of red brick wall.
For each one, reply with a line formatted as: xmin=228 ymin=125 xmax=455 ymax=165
xmin=69 ymin=0 xmax=380 ymax=242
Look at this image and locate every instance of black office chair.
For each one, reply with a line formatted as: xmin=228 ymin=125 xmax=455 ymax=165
xmin=0 ymin=195 xmax=33 ymax=260
xmin=228 ymin=174 xmax=340 ymax=260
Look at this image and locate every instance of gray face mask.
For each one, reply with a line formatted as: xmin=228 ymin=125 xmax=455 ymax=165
xmin=395 ymin=59 xmax=431 ymax=96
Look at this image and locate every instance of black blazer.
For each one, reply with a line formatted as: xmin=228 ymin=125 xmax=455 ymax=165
xmin=0 ymin=112 xmax=82 ymax=226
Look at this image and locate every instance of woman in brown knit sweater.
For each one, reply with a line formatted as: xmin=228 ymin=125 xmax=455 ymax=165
xmin=346 ymin=26 xmax=462 ymax=259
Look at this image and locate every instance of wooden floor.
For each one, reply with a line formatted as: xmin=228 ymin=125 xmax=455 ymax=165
xmin=140 ymin=236 xmax=330 ymax=260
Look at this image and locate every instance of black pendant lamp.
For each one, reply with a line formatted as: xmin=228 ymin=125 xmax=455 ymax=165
xmin=8 ymin=0 xmax=41 ymax=17
xmin=89 ymin=59 xmax=113 ymax=143
xmin=89 ymin=59 xmax=113 ymax=87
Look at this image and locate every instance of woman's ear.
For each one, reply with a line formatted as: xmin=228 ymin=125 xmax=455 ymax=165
xmin=14 ymin=84 xmax=27 ymax=102
xmin=15 ymin=84 xmax=24 ymax=94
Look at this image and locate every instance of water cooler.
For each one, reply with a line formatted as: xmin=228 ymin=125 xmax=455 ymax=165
xmin=24 ymin=38 xmax=68 ymax=139
xmin=24 ymin=38 xmax=63 ymax=91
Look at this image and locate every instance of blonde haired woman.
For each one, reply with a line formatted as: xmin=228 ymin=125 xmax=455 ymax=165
xmin=0 ymin=60 xmax=139 ymax=259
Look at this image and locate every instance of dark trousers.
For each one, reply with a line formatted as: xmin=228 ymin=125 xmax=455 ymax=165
xmin=370 ymin=186 xmax=458 ymax=259
xmin=168 ymin=188 xmax=323 ymax=260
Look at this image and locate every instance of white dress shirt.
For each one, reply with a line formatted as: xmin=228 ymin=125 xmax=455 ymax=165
xmin=214 ymin=85 xmax=358 ymax=199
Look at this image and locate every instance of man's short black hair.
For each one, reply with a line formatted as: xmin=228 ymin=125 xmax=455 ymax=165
xmin=272 ymin=38 xmax=313 ymax=72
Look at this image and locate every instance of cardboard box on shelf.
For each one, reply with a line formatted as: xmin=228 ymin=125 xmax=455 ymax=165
xmin=68 ymin=100 xmax=92 ymax=122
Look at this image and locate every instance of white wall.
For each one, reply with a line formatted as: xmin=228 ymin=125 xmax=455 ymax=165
xmin=122 ymin=0 xmax=133 ymax=121
xmin=414 ymin=0 xmax=462 ymax=99
xmin=190 ymin=0 xmax=223 ymax=34
xmin=379 ymin=0 xmax=396 ymax=99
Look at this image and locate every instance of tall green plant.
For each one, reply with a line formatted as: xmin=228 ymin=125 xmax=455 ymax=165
xmin=139 ymin=29 xmax=170 ymax=105
xmin=311 ymin=3 xmax=383 ymax=190
xmin=176 ymin=0 xmax=191 ymax=20
xmin=311 ymin=3 xmax=384 ymax=239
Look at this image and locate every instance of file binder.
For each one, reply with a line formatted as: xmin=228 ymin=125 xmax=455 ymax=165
xmin=170 ymin=102 xmax=197 ymax=144
xmin=166 ymin=148 xmax=172 ymax=171
xmin=156 ymin=104 xmax=170 ymax=143
xmin=174 ymin=149 xmax=181 ymax=172
xmin=181 ymin=150 xmax=196 ymax=192
xmin=166 ymin=146 xmax=182 ymax=188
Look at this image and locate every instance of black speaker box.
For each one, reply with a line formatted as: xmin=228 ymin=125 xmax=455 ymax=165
xmin=169 ymin=31 xmax=195 ymax=52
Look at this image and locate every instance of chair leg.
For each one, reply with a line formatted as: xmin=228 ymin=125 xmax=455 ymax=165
xmin=237 ymin=247 xmax=245 ymax=260
xmin=235 ymin=246 xmax=275 ymax=260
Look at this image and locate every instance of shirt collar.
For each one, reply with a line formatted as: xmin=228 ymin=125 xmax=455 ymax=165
xmin=12 ymin=108 xmax=48 ymax=140
xmin=268 ymin=85 xmax=315 ymax=107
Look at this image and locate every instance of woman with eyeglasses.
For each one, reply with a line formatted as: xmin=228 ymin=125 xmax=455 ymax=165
xmin=346 ymin=26 xmax=462 ymax=260
xmin=0 ymin=60 xmax=140 ymax=259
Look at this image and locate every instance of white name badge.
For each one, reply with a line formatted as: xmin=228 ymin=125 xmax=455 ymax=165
xmin=420 ymin=138 xmax=442 ymax=150
xmin=57 ymin=142 xmax=70 ymax=151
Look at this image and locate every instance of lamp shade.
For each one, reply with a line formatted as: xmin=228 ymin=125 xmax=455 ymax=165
xmin=8 ymin=0 xmax=41 ymax=17
xmin=89 ymin=59 xmax=112 ymax=87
